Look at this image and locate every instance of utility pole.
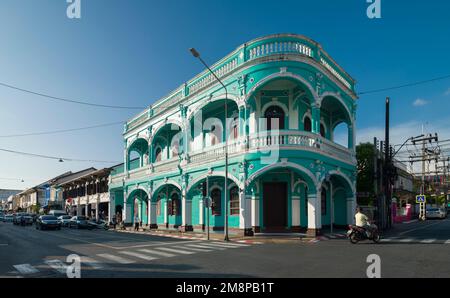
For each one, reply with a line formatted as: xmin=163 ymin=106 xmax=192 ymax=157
xmin=410 ymin=133 xmax=439 ymax=220
xmin=384 ymin=97 xmax=391 ymax=229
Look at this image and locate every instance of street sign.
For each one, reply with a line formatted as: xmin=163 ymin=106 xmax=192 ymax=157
xmin=416 ymin=195 xmax=426 ymax=204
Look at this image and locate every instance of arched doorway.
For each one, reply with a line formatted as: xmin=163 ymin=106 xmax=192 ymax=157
xmin=264 ymin=105 xmax=285 ymax=130
xmin=263 ymin=181 xmax=288 ymax=231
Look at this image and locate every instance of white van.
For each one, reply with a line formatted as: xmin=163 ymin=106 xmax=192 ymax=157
xmin=48 ymin=210 xmax=67 ymax=217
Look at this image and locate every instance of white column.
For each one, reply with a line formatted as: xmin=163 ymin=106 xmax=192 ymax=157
xmin=137 ymin=201 xmax=142 ymax=221
xmin=148 ymin=199 xmax=157 ymax=228
xmin=251 ymin=195 xmax=259 ymax=228
xmin=347 ymin=195 xmax=356 ymax=225
xmin=163 ymin=200 xmax=168 ymax=225
xmin=239 ymin=189 xmax=251 ymax=230
xmin=181 ymin=190 xmax=192 ymax=231
xmin=108 ymin=193 xmax=115 ymax=224
xmin=76 ymin=197 xmax=81 ymax=216
xmin=291 ymin=196 xmax=301 ymax=227
xmin=199 ymin=198 xmax=204 ymax=226
xmin=95 ymin=194 xmax=99 ymax=221
xmin=307 ymin=190 xmax=322 ymax=233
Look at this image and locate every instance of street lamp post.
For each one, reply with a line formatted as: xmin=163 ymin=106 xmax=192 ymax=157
xmin=189 ymin=48 xmax=229 ymax=241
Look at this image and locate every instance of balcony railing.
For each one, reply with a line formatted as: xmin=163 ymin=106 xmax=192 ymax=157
xmin=112 ymin=131 xmax=355 ymax=184
xmin=124 ymin=34 xmax=356 ymax=133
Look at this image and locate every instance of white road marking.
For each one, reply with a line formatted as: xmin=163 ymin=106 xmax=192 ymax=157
xmin=381 ymin=238 xmax=396 ymax=242
xmin=138 ymin=249 xmax=176 ymax=258
xmin=185 ymin=244 xmax=224 ymax=250
xmin=399 ymin=220 xmax=446 ymax=236
xmin=97 ymin=253 xmax=135 ymax=264
xmin=155 ymin=247 xmax=196 ymax=255
xmin=420 ymin=239 xmax=436 ymax=244
xmin=181 ymin=245 xmax=214 ymax=252
xmin=80 ymin=257 xmax=105 ymax=270
xmin=200 ymin=243 xmax=241 ymax=249
xmin=120 ymin=251 xmax=159 ymax=261
xmin=445 ymin=240 xmax=450 ymax=244
xmin=210 ymin=241 xmax=250 ymax=247
xmin=44 ymin=259 xmax=68 ymax=274
xmin=399 ymin=238 xmax=414 ymax=243
xmin=13 ymin=264 xmax=39 ymax=275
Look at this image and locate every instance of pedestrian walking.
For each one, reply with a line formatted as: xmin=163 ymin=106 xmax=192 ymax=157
xmin=134 ymin=214 xmax=140 ymax=231
xmin=112 ymin=214 xmax=117 ymax=229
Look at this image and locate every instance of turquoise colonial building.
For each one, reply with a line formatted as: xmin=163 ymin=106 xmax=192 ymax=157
xmin=109 ymin=34 xmax=358 ymax=236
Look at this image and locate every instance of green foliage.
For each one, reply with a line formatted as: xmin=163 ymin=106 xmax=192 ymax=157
xmin=356 ymin=143 xmax=375 ymax=196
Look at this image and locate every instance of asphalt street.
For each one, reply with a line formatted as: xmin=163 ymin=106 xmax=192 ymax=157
xmin=0 ymin=218 xmax=449 ymax=278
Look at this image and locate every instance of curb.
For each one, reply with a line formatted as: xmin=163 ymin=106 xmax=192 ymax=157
xmin=113 ymin=229 xmax=263 ymax=244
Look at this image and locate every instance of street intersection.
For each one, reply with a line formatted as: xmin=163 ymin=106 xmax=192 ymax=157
xmin=1 ymin=218 xmax=450 ymax=278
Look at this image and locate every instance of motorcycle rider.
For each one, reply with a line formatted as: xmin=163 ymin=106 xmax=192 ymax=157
xmin=355 ymin=207 xmax=371 ymax=238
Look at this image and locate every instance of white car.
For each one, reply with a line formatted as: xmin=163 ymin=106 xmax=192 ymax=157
xmin=57 ymin=215 xmax=72 ymax=227
xmin=426 ymin=208 xmax=447 ymax=219
xmin=4 ymin=214 xmax=14 ymax=222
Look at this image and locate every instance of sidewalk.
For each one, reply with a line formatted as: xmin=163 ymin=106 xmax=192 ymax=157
xmin=112 ymin=226 xmax=321 ymax=244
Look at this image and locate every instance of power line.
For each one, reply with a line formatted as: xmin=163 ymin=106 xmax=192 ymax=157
xmin=0 ymin=121 xmax=124 ymax=138
xmin=0 ymin=147 xmax=121 ymax=164
xmin=358 ymin=74 xmax=450 ymax=95
xmin=0 ymin=81 xmax=146 ymax=110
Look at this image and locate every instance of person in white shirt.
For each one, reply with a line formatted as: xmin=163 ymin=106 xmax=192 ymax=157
xmin=355 ymin=207 xmax=371 ymax=237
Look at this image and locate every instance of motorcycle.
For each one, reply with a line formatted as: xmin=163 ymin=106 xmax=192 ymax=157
xmin=347 ymin=223 xmax=381 ymax=244
xmin=87 ymin=219 xmax=110 ymax=230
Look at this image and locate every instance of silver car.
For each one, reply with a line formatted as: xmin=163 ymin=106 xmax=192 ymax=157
xmin=426 ymin=208 xmax=447 ymax=219
xmin=57 ymin=215 xmax=72 ymax=227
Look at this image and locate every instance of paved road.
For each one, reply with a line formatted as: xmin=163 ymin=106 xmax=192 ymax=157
xmin=1 ymin=218 xmax=450 ymax=278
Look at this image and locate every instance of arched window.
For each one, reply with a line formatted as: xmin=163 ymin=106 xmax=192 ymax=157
xmin=211 ymin=188 xmax=222 ymax=216
xmin=320 ymin=123 xmax=326 ymax=138
xmin=321 ymin=187 xmax=327 ymax=216
xmin=264 ymin=106 xmax=285 ymax=130
xmin=169 ymin=193 xmax=180 ymax=216
xmin=231 ymin=117 xmax=239 ymax=140
xmin=155 ymin=147 xmax=162 ymax=162
xmin=304 ymin=116 xmax=312 ymax=132
xmin=229 ymin=186 xmax=240 ymax=216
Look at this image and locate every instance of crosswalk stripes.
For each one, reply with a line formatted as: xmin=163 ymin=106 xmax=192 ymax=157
xmin=81 ymin=256 xmax=106 ymax=270
xmin=186 ymin=243 xmax=226 ymax=250
xmin=44 ymin=260 xmax=68 ymax=274
xmin=138 ymin=249 xmax=176 ymax=258
xmin=9 ymin=240 xmax=258 ymax=277
xmin=96 ymin=253 xmax=135 ymax=264
xmin=210 ymin=241 xmax=250 ymax=247
xmin=119 ymin=251 xmax=159 ymax=261
xmin=13 ymin=264 xmax=39 ymax=275
xmin=184 ymin=244 xmax=214 ymax=252
xmin=155 ymin=246 xmax=196 ymax=255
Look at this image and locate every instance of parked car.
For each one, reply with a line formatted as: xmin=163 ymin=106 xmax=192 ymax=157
xmin=48 ymin=210 xmax=67 ymax=217
xmin=68 ymin=216 xmax=92 ymax=229
xmin=4 ymin=214 xmax=14 ymax=222
xmin=0 ymin=214 xmax=4 ymax=221
xmin=88 ymin=219 xmax=110 ymax=230
xmin=57 ymin=215 xmax=72 ymax=227
xmin=426 ymin=208 xmax=447 ymax=219
xmin=36 ymin=215 xmax=61 ymax=230
xmin=14 ymin=213 xmax=33 ymax=226
xmin=13 ymin=213 xmax=25 ymax=225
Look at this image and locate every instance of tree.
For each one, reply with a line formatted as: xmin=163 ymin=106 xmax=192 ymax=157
xmin=356 ymin=143 xmax=376 ymax=205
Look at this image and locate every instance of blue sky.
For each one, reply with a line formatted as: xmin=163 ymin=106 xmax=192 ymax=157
xmin=1 ymin=0 xmax=450 ymax=189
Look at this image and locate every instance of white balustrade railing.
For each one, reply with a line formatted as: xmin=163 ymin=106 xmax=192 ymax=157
xmin=113 ymin=131 xmax=354 ymax=182
xmin=248 ymin=41 xmax=313 ymax=60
